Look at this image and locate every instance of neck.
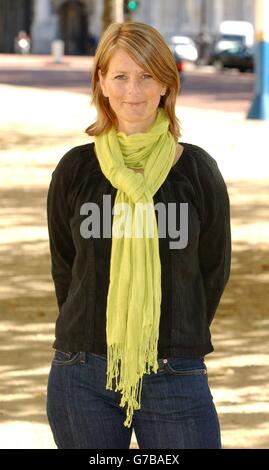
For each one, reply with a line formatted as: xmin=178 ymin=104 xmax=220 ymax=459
xmin=117 ymin=111 xmax=158 ymax=135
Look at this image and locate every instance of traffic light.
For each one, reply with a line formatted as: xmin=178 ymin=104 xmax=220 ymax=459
xmin=124 ymin=0 xmax=140 ymax=14
xmin=127 ymin=1 xmax=139 ymax=10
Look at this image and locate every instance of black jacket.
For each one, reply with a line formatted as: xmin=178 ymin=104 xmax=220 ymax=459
xmin=47 ymin=142 xmax=231 ymax=358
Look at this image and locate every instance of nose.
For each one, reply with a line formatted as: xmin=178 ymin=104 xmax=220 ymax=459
xmin=126 ymin=77 xmax=142 ymax=94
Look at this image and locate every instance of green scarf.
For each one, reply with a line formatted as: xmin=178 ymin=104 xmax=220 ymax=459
xmin=94 ymin=107 xmax=177 ymax=428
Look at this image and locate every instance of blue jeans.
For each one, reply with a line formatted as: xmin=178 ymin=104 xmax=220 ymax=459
xmin=46 ymin=351 xmax=221 ymax=449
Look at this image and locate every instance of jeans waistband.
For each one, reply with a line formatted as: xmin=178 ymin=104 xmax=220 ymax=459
xmin=82 ymin=353 xmax=203 ymax=371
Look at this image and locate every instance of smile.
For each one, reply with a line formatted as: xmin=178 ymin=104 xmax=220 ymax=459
xmin=124 ymin=102 xmax=145 ymax=106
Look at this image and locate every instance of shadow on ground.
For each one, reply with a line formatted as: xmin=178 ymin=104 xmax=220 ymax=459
xmin=0 ymin=179 xmax=268 ymax=448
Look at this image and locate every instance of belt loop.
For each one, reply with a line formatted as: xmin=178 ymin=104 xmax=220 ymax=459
xmin=158 ymin=358 xmax=168 ymax=370
xmin=79 ymin=351 xmax=86 ymax=364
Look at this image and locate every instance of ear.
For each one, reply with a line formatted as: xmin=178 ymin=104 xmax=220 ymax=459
xmin=98 ymin=69 xmax=108 ymax=98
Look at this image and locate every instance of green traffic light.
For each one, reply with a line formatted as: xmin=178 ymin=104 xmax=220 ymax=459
xmin=128 ymin=1 xmax=139 ymax=11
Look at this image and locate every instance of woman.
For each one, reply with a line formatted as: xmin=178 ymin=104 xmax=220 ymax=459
xmin=46 ymin=22 xmax=231 ymax=449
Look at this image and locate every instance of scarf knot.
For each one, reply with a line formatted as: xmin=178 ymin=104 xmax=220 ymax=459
xmin=113 ymin=168 xmax=146 ymax=204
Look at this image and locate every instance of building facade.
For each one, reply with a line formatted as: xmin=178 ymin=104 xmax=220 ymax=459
xmin=0 ymin=0 xmax=255 ymax=54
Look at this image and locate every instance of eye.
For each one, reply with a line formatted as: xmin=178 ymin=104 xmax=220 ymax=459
xmin=114 ymin=74 xmax=152 ymax=80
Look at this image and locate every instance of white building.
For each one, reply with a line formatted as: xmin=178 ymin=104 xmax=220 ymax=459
xmin=0 ymin=0 xmax=255 ymax=54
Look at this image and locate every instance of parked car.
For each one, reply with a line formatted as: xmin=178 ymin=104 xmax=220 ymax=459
xmin=211 ymin=45 xmax=254 ymax=72
xmin=169 ymin=48 xmax=184 ymax=85
xmin=168 ymin=35 xmax=198 ymax=62
xmin=172 ymin=49 xmax=184 ymax=74
xmin=216 ymin=21 xmax=254 ymax=51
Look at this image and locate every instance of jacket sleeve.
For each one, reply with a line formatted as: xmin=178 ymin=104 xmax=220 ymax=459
xmin=198 ymin=156 xmax=231 ymax=326
xmin=47 ymin=156 xmax=76 ymax=311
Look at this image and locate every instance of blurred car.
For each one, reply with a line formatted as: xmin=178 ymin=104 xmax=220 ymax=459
xmin=173 ymin=50 xmax=184 ymax=74
xmin=211 ymin=45 xmax=254 ymax=72
xmin=216 ymin=21 xmax=254 ymax=52
xmin=169 ymin=35 xmax=198 ymax=62
xmin=169 ymin=49 xmax=184 ymax=85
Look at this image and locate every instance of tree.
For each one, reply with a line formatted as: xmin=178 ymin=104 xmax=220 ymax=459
xmin=102 ymin=0 xmax=114 ymax=34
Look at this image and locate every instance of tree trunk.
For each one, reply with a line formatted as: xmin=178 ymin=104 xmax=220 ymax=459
xmin=101 ymin=0 xmax=114 ymax=34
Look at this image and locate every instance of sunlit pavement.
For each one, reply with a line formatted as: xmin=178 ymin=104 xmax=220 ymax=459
xmin=0 ymin=55 xmax=268 ymax=449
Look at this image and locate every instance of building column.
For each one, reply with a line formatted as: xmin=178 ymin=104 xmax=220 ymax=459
xmin=150 ymin=0 xmax=162 ymax=31
xmin=88 ymin=0 xmax=102 ymax=39
xmin=31 ymin=0 xmax=57 ymax=53
xmin=35 ymin=0 xmax=50 ymax=21
xmin=212 ymin=0 xmax=223 ymax=34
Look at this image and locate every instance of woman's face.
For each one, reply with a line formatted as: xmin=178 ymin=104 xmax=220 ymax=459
xmin=98 ymin=48 xmax=167 ymax=135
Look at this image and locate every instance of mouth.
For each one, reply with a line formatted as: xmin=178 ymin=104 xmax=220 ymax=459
xmin=124 ymin=102 xmax=145 ymax=106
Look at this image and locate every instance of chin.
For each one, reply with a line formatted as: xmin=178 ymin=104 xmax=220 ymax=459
xmin=120 ymin=113 xmax=147 ymax=121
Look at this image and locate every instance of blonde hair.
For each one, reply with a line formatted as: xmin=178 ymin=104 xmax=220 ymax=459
xmin=85 ymin=22 xmax=181 ymax=142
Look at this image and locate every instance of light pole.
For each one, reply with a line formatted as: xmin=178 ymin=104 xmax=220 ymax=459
xmin=115 ymin=0 xmax=124 ymax=22
xmin=247 ymin=0 xmax=269 ymax=120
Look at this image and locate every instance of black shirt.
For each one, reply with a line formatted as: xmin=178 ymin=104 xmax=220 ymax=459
xmin=47 ymin=142 xmax=231 ymax=358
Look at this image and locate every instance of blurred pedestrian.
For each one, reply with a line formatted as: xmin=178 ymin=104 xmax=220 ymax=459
xmin=14 ymin=30 xmax=31 ymax=54
xmin=46 ymin=21 xmax=231 ymax=449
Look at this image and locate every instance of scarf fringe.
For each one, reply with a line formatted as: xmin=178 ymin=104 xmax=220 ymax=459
xmin=105 ymin=338 xmax=159 ymax=428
